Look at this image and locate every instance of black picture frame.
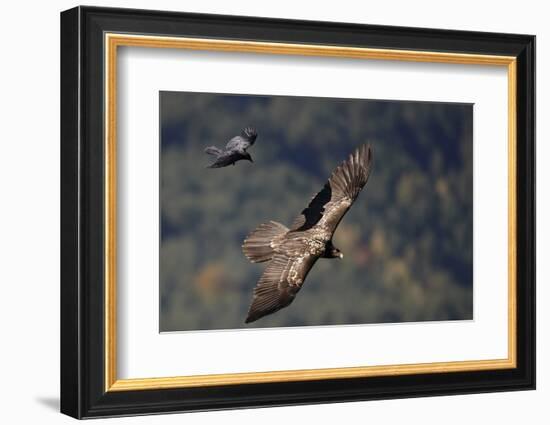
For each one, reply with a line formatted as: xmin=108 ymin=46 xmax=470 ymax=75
xmin=60 ymin=5 xmax=535 ymax=419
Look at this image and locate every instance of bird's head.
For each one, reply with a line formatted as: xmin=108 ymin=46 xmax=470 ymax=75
xmin=332 ymin=247 xmax=344 ymax=259
xmin=241 ymin=126 xmax=258 ymax=142
xmin=243 ymin=152 xmax=253 ymax=163
xmin=324 ymin=242 xmax=344 ymax=259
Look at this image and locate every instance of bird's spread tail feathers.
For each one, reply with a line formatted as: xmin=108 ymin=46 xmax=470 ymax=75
xmin=242 ymin=221 xmax=288 ymax=263
xmin=204 ymin=146 xmax=222 ymax=157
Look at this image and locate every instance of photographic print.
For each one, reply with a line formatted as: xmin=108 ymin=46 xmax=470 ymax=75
xmin=160 ymin=91 xmax=473 ymax=332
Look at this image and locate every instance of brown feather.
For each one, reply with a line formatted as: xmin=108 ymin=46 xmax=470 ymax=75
xmin=242 ymin=221 xmax=288 ymax=263
xmin=290 ymin=144 xmax=373 ymax=232
xmin=243 ymin=144 xmax=373 ymax=323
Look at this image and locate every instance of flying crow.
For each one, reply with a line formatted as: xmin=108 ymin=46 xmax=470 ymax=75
xmin=242 ymin=144 xmax=373 ymax=323
xmin=204 ymin=126 xmax=257 ymax=168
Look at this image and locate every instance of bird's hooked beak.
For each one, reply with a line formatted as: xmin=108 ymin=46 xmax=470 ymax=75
xmin=338 ymin=252 xmax=344 ymax=259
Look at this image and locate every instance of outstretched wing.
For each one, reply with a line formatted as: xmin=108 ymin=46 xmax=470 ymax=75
xmin=245 ymin=253 xmax=314 ymax=323
xmin=225 ymin=135 xmax=250 ymax=152
xmin=290 ymin=144 xmax=373 ymax=233
xmin=206 ymin=151 xmax=240 ymax=168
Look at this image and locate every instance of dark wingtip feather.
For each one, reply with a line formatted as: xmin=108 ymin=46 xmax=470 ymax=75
xmin=245 ymin=300 xmax=278 ymax=324
xmin=329 ymin=143 xmax=373 ymax=200
xmin=245 ymin=303 xmax=265 ymax=323
xmin=245 ymin=312 xmax=261 ymax=323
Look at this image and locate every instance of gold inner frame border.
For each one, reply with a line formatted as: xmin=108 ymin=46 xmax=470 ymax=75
xmin=104 ymin=33 xmax=517 ymax=392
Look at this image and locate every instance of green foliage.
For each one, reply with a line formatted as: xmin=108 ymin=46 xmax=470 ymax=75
xmin=159 ymin=91 xmax=473 ymax=331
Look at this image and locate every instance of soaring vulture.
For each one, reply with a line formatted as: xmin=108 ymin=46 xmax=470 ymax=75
xmin=242 ymin=144 xmax=373 ymax=323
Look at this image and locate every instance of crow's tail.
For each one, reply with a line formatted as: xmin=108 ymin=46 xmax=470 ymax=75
xmin=204 ymin=146 xmax=222 ymax=157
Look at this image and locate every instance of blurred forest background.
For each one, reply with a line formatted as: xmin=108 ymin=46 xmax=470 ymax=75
xmin=159 ymin=91 xmax=473 ymax=332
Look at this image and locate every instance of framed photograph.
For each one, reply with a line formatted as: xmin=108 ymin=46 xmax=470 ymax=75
xmin=60 ymin=6 xmax=535 ymax=419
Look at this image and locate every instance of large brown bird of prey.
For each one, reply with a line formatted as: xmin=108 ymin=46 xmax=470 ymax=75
xmin=242 ymin=144 xmax=373 ymax=323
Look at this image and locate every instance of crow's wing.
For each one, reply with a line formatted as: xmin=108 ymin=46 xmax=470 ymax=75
xmin=290 ymin=144 xmax=373 ymax=233
xmin=245 ymin=253 xmax=315 ymax=323
xmin=225 ymin=135 xmax=250 ymax=152
xmin=207 ymin=151 xmax=241 ymax=168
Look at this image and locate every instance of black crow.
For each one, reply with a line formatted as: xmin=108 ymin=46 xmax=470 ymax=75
xmin=242 ymin=144 xmax=373 ymax=323
xmin=204 ymin=127 xmax=257 ymax=168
